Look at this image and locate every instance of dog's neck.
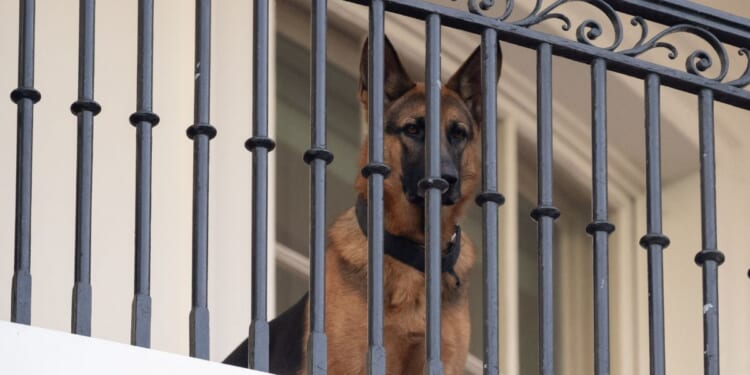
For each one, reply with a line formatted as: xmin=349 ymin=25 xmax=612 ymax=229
xmin=354 ymin=196 xmax=461 ymax=286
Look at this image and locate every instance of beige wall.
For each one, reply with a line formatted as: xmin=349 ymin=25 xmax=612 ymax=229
xmin=655 ymin=133 xmax=750 ymax=374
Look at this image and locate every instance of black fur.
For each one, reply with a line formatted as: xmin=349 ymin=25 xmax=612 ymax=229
xmin=224 ymin=293 xmax=308 ymax=374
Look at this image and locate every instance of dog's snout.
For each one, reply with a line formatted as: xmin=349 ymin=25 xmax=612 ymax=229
xmin=440 ymin=157 xmax=459 ymax=187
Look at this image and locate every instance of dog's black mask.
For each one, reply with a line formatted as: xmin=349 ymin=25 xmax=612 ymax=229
xmin=387 ymin=116 xmax=467 ymax=206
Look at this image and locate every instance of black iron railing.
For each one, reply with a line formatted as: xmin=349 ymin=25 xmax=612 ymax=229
xmin=640 ymin=72 xmax=669 ymax=375
xmin=130 ymin=0 xmax=159 ymax=349
xmin=531 ymin=41 xmax=558 ymax=375
xmin=365 ymin=3 xmax=388 ymax=373
xmin=247 ymin=0 xmax=273 ymax=369
xmin=10 ymin=0 xmax=40 ymax=327
xmin=6 ymin=1 xmax=750 ymax=375
xmin=304 ymin=1 xmax=332 ymax=374
xmin=70 ymin=0 xmax=99 ymax=338
xmin=186 ymin=0 xmax=214 ymax=360
xmin=478 ymin=26 xmax=502 ymax=375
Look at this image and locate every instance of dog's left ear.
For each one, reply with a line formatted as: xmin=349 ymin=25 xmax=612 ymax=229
xmin=446 ymin=42 xmax=502 ymax=124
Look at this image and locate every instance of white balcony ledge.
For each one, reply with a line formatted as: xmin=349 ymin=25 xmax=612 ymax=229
xmin=0 ymin=321 xmax=270 ymax=375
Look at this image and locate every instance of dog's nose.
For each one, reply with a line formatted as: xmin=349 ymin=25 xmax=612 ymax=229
xmin=441 ymin=170 xmax=460 ymax=205
xmin=442 ymin=173 xmax=458 ymax=187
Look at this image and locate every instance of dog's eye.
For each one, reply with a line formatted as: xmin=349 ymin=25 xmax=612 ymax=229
xmin=403 ymin=123 xmax=424 ymax=138
xmin=448 ymin=125 xmax=468 ymax=143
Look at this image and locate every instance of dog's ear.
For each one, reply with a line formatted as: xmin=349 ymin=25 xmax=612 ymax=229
xmin=359 ymin=36 xmax=416 ymax=106
xmin=446 ymin=42 xmax=502 ymax=124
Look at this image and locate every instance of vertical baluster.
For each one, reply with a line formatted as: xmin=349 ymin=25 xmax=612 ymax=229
xmin=423 ymin=13 xmax=444 ymax=375
xmin=186 ymin=0 xmax=215 ymax=360
xmin=639 ymin=74 xmax=668 ymax=375
xmin=365 ymin=1 xmax=388 ymax=373
xmin=694 ymin=88 xmax=724 ymax=375
xmin=531 ymin=42 xmax=560 ymax=375
xmin=71 ymin=0 xmax=100 ymax=337
xmin=587 ymin=58 xmax=614 ymax=375
xmin=10 ymin=0 xmax=41 ymax=326
xmin=246 ymin=0 xmax=275 ymax=369
xmin=130 ymin=0 xmax=159 ymax=348
xmin=304 ymin=0 xmax=331 ymax=373
xmin=477 ymin=28 xmax=503 ymax=375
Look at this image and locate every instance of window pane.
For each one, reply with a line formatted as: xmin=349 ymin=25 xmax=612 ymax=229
xmin=276 ymin=263 xmax=310 ymax=313
xmin=517 ymin=196 xmax=540 ymax=374
xmin=275 ymin=35 xmax=360 ymax=312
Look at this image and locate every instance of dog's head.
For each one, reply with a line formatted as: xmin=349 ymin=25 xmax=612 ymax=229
xmin=354 ymin=36 xmax=501 ymax=235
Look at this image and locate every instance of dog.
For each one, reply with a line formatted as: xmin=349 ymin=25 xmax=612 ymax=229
xmin=225 ymin=35 xmax=501 ymax=374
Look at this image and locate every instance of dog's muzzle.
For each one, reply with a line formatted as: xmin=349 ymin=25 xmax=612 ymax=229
xmin=415 ymin=173 xmax=461 ymax=206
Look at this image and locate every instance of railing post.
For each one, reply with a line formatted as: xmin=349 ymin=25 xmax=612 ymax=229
xmin=10 ymin=0 xmax=41 ymax=326
xmin=587 ymin=57 xmax=614 ymax=375
xmin=477 ymin=27 xmax=504 ymax=375
xmin=130 ymin=0 xmax=159 ymax=348
xmin=246 ymin=0 xmax=275 ymax=369
xmin=423 ymin=13 xmax=444 ymax=375
xmin=71 ymin=0 xmax=100 ymax=337
xmin=639 ymin=73 xmax=669 ymax=375
xmin=304 ymin=0 xmax=332 ymax=373
xmin=695 ymin=88 xmax=724 ymax=375
xmin=186 ymin=0 xmax=215 ymax=360
xmin=365 ymin=1 xmax=389 ymax=373
xmin=531 ymin=42 xmax=560 ymax=375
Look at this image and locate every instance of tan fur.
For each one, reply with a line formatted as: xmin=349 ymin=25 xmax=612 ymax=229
xmin=296 ymin=37 xmax=500 ymax=374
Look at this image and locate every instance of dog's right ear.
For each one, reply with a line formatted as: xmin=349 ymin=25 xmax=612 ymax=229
xmin=359 ymin=36 xmax=416 ymax=106
xmin=446 ymin=42 xmax=502 ymax=124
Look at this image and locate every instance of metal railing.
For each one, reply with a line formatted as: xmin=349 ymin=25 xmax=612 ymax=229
xmin=7 ymin=1 xmax=750 ymax=375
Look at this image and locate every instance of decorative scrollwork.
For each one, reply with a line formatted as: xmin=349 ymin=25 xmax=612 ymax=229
xmin=514 ymin=0 xmax=623 ymax=51
xmin=461 ymin=0 xmax=624 ymax=50
xmin=468 ymin=0 xmax=513 ymax=21
xmin=727 ymin=49 xmax=750 ymax=88
xmin=449 ymin=0 xmax=750 ymax=87
xmin=620 ymin=18 xmax=729 ymax=81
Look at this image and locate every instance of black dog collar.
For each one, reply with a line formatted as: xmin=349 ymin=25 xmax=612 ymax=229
xmin=354 ymin=196 xmax=462 ymax=287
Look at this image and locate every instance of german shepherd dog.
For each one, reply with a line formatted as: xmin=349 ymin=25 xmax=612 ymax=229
xmin=225 ymin=36 xmax=501 ymax=374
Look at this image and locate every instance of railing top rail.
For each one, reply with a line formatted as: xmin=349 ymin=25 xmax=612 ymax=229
xmin=608 ymin=0 xmax=750 ymax=47
xmin=343 ymin=0 xmax=750 ymax=110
